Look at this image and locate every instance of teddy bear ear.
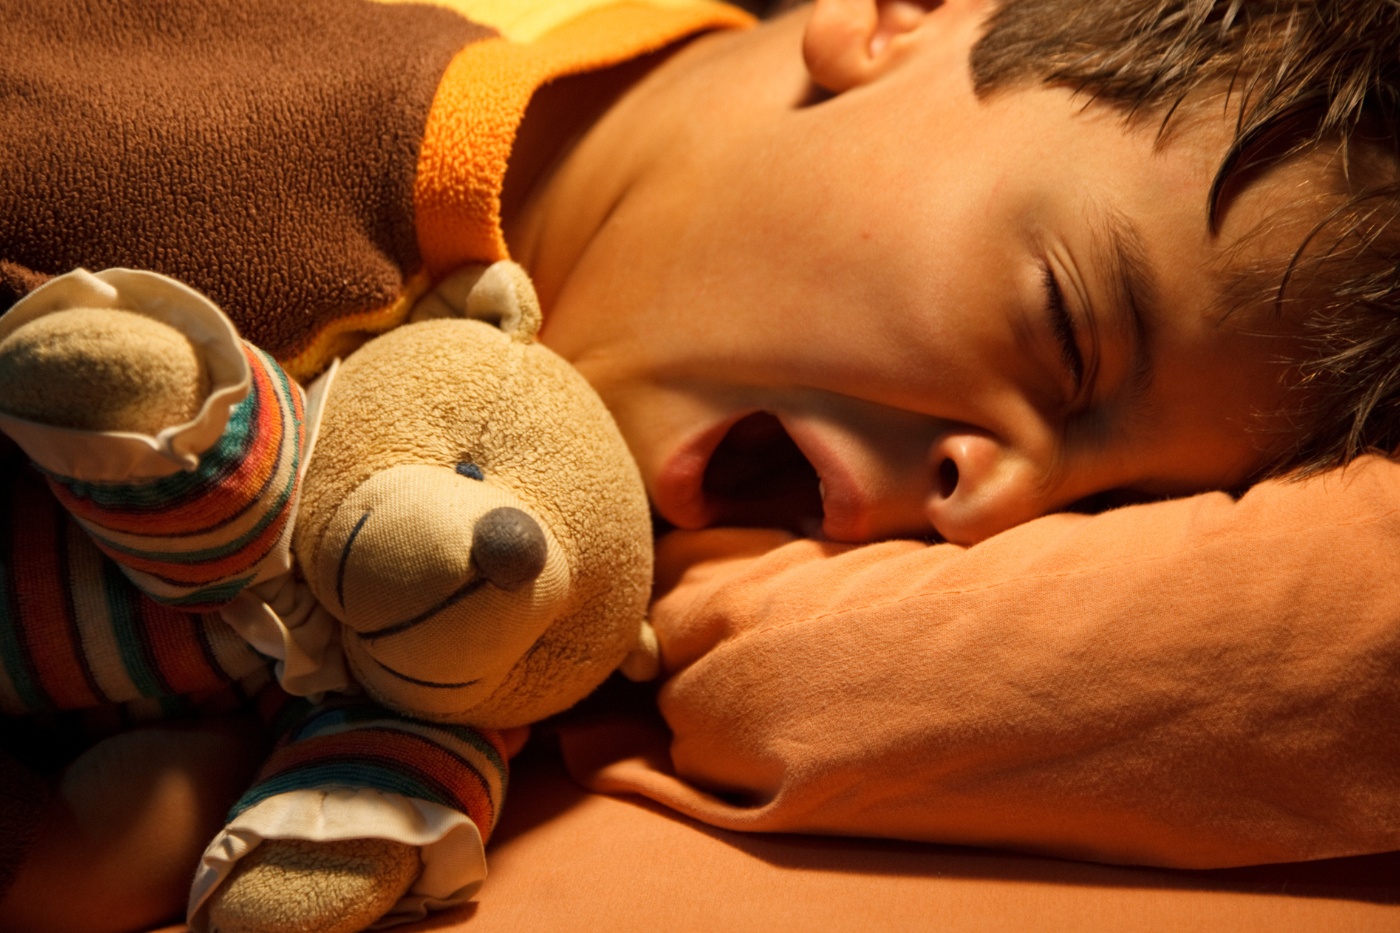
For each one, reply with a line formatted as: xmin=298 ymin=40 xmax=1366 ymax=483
xmin=408 ymin=260 xmax=542 ymax=343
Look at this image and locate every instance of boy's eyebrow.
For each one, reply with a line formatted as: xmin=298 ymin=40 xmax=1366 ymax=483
xmin=1096 ymin=207 xmax=1156 ymax=403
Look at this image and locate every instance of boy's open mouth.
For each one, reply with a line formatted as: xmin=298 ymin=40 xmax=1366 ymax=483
xmin=699 ymin=411 xmax=824 ymax=535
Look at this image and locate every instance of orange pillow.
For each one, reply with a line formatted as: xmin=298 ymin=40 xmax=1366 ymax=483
xmin=560 ymin=455 xmax=1400 ymax=868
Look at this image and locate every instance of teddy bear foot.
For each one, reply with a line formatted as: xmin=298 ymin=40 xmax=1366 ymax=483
xmin=206 ymin=836 xmax=420 ymax=933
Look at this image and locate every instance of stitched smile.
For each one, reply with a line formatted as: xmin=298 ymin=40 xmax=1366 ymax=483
xmin=354 ymin=576 xmax=490 ymax=641
xmin=369 ymin=655 xmax=481 ymax=690
xmin=335 ymin=509 xmax=372 ymax=611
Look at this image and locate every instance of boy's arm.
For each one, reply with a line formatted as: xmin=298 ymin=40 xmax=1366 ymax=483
xmin=581 ymin=455 xmax=1400 ymax=868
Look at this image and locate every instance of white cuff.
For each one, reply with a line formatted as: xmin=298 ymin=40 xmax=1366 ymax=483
xmin=0 ymin=268 xmax=250 ymax=481
xmin=187 ymin=788 xmax=487 ymax=932
xmin=220 ymin=574 xmax=351 ymax=697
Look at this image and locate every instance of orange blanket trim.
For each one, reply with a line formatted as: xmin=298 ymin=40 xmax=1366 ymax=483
xmin=415 ymin=2 xmax=755 ymax=279
xmin=280 ymin=271 xmax=433 ymax=382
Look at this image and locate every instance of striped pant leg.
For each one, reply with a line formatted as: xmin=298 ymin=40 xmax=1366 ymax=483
xmin=189 ymin=692 xmax=506 ymax=928
xmin=0 ymin=452 xmax=271 ymax=717
xmin=233 ymin=692 xmax=508 ymax=845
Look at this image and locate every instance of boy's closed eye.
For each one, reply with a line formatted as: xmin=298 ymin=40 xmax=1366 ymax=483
xmin=1044 ymin=262 xmax=1085 ymax=395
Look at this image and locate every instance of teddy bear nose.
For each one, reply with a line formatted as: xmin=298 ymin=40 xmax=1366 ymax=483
xmin=471 ymin=507 xmax=548 ymax=591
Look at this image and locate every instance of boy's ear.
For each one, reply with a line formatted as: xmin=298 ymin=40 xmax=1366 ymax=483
xmin=802 ymin=0 xmax=945 ymax=93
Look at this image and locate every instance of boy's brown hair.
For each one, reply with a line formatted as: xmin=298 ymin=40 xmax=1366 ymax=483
xmin=969 ymin=0 xmax=1400 ymax=475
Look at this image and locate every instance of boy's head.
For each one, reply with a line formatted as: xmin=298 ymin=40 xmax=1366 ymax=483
xmin=969 ymin=0 xmax=1400 ymax=475
xmin=528 ymin=0 xmax=1400 ymax=546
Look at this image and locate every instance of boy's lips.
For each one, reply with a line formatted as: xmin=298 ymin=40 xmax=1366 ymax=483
xmin=653 ymin=410 xmax=866 ymax=540
xmin=653 ymin=412 xmax=747 ymax=530
xmin=773 ymin=414 xmax=867 ymax=541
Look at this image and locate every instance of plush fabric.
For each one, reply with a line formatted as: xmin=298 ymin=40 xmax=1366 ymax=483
xmin=0 ymin=0 xmax=752 ymax=381
xmin=0 ymin=308 xmax=208 ymax=434
xmin=558 ymin=455 xmax=1400 ymax=869
xmin=0 ymin=0 xmax=492 ymax=363
xmin=413 ymin=0 xmax=754 ymax=277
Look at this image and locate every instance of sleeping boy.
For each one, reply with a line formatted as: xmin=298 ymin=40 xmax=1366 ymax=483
xmin=535 ymin=0 xmax=1400 ymax=869
xmin=2 ymin=0 xmax=1399 ymax=929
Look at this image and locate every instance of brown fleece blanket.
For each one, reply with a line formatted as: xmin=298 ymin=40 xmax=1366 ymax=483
xmin=0 ymin=0 xmax=493 ymax=362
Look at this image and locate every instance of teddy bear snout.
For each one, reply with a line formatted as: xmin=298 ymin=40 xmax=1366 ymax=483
xmin=471 ymin=506 xmax=547 ymax=591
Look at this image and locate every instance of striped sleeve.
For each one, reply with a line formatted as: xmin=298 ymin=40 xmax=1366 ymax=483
xmin=0 ymin=456 xmax=270 ymax=716
xmin=233 ymin=694 xmax=509 ymax=845
xmin=41 ymin=343 xmax=305 ymax=611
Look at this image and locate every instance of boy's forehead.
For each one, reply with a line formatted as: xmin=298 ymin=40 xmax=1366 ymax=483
xmin=860 ymin=48 xmax=1334 ymax=297
xmin=801 ymin=72 xmax=1302 ymax=435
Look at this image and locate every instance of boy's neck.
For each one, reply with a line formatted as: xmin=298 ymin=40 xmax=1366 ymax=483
xmin=501 ymin=48 xmax=675 ymax=303
xmin=503 ymin=14 xmax=803 ymax=313
xmin=501 ymin=50 xmax=665 ymax=267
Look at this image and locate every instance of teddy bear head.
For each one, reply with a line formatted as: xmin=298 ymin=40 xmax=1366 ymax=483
xmin=292 ymin=266 xmax=655 ymax=729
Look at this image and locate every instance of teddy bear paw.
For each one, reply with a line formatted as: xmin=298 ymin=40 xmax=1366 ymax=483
xmin=206 ymin=836 xmax=420 ymax=933
xmin=0 ymin=306 xmax=209 ymax=433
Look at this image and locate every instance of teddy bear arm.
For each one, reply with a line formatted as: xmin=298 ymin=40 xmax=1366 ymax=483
xmin=0 ymin=307 xmax=210 ymax=434
xmin=0 ymin=279 xmax=308 ymax=611
xmin=0 ymin=453 xmax=270 ymax=717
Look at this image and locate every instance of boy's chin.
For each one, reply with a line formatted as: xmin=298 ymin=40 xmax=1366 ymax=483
xmin=700 ymin=411 xmax=825 ymax=537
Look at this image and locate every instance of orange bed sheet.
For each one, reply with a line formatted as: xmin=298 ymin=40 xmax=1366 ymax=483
xmin=148 ymin=740 xmax=1400 ymax=933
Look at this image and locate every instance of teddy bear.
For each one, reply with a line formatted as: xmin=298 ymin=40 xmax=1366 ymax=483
xmin=0 ymin=262 xmax=657 ymax=933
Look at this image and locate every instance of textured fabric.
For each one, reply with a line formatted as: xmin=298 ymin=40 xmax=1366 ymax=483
xmin=0 ymin=0 xmax=493 ymax=364
xmin=43 ymin=345 xmax=305 ymax=610
xmin=0 ymin=457 xmax=269 ymax=717
xmin=233 ymin=695 xmax=509 ymax=844
xmin=558 ymin=454 xmax=1400 ymax=869
xmin=453 ymin=743 xmax=1400 ymax=933
xmin=0 ymin=0 xmax=751 ymax=381
xmin=412 ymin=0 xmax=754 ymax=279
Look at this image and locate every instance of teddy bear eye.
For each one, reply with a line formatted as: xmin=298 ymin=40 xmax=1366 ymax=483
xmin=455 ymin=461 xmax=485 ymax=481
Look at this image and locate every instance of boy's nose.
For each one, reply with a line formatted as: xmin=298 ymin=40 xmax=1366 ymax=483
xmin=924 ymin=432 xmax=1044 ymax=546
